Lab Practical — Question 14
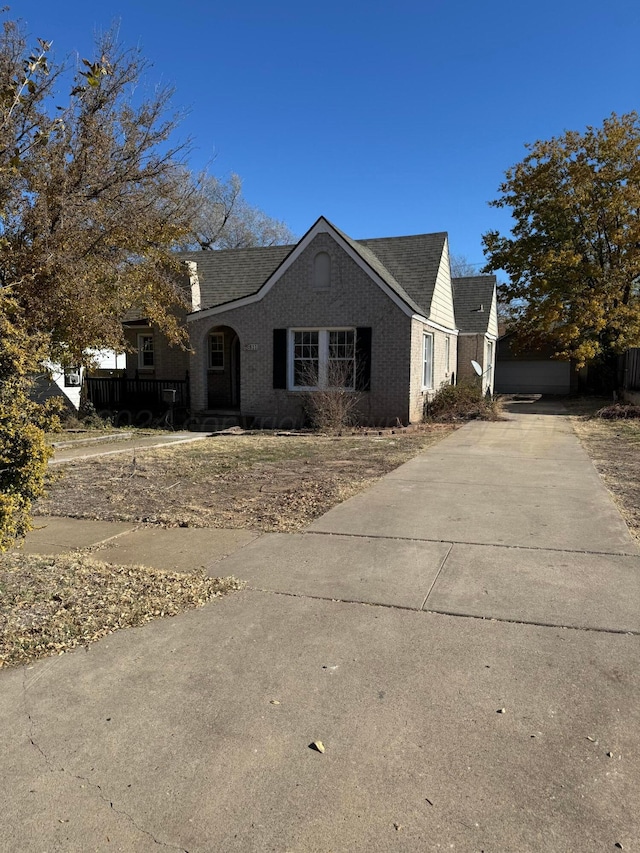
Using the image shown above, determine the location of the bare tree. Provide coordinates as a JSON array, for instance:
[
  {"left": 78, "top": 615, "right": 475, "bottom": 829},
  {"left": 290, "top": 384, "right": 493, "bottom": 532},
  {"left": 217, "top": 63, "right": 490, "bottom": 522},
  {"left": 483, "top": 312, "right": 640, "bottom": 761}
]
[
  {"left": 450, "top": 254, "right": 482, "bottom": 277},
  {"left": 189, "top": 173, "right": 296, "bottom": 250}
]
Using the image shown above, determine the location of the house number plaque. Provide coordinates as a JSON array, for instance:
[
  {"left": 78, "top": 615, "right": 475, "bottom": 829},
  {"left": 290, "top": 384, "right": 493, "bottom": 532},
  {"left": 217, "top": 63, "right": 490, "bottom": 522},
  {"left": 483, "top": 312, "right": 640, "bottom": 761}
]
[{"left": 243, "top": 343, "right": 258, "bottom": 351}]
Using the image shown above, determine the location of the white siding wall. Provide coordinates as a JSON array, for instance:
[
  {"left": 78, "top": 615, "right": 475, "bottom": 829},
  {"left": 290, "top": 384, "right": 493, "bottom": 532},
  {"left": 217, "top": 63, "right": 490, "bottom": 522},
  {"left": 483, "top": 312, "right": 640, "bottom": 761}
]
[
  {"left": 428, "top": 237, "right": 456, "bottom": 329},
  {"left": 487, "top": 287, "right": 499, "bottom": 338}
]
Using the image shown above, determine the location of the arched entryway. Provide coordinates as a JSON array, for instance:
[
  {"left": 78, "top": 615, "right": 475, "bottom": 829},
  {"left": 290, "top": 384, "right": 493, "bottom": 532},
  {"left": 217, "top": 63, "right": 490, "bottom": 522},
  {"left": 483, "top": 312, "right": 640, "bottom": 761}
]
[{"left": 206, "top": 325, "right": 240, "bottom": 410}]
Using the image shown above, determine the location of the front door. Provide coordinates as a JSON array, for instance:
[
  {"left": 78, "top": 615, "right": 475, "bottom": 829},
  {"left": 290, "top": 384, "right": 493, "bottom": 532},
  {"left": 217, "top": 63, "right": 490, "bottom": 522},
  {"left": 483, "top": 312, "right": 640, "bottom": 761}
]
[{"left": 207, "top": 331, "right": 240, "bottom": 409}]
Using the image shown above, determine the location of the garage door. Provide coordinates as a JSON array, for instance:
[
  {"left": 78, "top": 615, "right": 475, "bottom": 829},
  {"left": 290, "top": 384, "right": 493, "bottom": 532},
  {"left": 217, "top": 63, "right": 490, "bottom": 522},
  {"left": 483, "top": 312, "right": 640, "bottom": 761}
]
[{"left": 495, "top": 361, "right": 571, "bottom": 395}]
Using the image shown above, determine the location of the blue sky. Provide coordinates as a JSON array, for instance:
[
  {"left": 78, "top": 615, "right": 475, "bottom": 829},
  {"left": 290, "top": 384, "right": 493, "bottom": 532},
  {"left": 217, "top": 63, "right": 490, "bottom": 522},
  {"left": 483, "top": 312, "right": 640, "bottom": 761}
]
[{"left": 17, "top": 0, "right": 640, "bottom": 267}]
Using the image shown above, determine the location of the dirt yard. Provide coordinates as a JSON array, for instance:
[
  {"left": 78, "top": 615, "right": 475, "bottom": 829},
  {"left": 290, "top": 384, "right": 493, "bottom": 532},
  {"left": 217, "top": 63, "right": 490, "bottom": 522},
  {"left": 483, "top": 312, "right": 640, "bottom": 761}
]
[
  {"left": 36, "top": 427, "right": 455, "bottom": 532},
  {"left": 572, "top": 415, "right": 640, "bottom": 543}
]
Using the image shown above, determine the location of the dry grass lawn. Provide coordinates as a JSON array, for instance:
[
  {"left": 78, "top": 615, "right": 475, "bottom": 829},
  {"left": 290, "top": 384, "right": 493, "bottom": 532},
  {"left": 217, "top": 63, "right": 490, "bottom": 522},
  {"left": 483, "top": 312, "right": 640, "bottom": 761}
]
[
  {"left": 0, "top": 552, "right": 243, "bottom": 668},
  {"left": 572, "top": 414, "right": 640, "bottom": 543},
  {"left": 36, "top": 427, "right": 455, "bottom": 532}
]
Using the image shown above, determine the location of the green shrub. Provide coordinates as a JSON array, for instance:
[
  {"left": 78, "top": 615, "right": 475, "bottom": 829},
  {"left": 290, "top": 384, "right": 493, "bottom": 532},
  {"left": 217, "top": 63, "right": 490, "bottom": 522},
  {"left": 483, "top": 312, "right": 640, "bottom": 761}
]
[
  {"left": 0, "top": 298, "right": 60, "bottom": 550},
  {"left": 424, "top": 381, "right": 501, "bottom": 422}
]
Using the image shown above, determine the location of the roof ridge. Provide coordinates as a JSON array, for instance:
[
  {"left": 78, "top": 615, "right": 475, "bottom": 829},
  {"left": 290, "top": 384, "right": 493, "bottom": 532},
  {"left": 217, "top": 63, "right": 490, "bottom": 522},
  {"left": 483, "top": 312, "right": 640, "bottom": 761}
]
[
  {"left": 358, "top": 233, "right": 448, "bottom": 245},
  {"left": 452, "top": 274, "right": 495, "bottom": 281}
]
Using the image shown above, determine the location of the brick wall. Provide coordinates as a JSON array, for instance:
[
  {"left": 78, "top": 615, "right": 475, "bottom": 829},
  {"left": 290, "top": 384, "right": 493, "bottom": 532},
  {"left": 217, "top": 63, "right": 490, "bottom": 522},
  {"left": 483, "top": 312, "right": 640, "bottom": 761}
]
[
  {"left": 457, "top": 334, "right": 484, "bottom": 383},
  {"left": 409, "top": 321, "right": 458, "bottom": 421},
  {"left": 123, "top": 316, "right": 190, "bottom": 381},
  {"left": 457, "top": 334, "right": 496, "bottom": 394}
]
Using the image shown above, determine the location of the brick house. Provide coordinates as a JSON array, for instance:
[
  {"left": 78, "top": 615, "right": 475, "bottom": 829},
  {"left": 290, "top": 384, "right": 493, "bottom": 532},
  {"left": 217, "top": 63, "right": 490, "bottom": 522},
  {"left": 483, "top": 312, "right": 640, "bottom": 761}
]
[
  {"left": 120, "top": 216, "right": 497, "bottom": 428},
  {"left": 452, "top": 275, "right": 499, "bottom": 395}
]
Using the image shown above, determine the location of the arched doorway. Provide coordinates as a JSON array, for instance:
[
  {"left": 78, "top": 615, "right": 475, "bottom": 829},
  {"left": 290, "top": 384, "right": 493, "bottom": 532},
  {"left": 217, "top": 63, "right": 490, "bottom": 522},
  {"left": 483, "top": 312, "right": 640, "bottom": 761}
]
[{"left": 206, "top": 325, "right": 240, "bottom": 410}]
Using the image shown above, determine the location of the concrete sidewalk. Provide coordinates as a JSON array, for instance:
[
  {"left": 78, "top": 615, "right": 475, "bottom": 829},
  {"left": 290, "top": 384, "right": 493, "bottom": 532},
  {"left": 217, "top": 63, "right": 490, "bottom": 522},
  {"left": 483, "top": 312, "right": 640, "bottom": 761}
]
[
  {"left": 2, "top": 403, "right": 640, "bottom": 852},
  {"left": 50, "top": 431, "right": 211, "bottom": 465}
]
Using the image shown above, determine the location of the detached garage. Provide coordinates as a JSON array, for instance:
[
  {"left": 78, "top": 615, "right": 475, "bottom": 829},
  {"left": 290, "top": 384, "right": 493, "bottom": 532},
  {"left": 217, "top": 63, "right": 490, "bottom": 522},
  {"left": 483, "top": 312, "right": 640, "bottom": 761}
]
[{"left": 495, "top": 332, "right": 575, "bottom": 395}]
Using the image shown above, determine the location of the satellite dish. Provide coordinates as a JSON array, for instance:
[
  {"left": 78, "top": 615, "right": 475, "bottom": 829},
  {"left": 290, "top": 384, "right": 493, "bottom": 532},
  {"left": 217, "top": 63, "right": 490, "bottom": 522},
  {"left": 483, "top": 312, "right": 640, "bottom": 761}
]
[{"left": 471, "top": 359, "right": 482, "bottom": 376}]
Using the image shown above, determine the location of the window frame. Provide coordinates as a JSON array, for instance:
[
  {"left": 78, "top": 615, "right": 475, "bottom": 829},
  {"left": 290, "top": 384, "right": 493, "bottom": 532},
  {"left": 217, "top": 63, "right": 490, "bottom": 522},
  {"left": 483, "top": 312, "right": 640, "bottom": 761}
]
[
  {"left": 289, "top": 327, "right": 356, "bottom": 391},
  {"left": 444, "top": 336, "right": 451, "bottom": 375},
  {"left": 137, "top": 333, "right": 155, "bottom": 370},
  {"left": 422, "top": 332, "right": 434, "bottom": 390},
  {"left": 209, "top": 331, "right": 225, "bottom": 371}
]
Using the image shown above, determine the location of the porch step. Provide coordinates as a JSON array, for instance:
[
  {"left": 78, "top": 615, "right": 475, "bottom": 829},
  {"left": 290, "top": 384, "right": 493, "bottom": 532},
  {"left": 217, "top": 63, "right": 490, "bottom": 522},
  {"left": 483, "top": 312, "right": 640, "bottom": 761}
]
[{"left": 188, "top": 411, "right": 243, "bottom": 432}]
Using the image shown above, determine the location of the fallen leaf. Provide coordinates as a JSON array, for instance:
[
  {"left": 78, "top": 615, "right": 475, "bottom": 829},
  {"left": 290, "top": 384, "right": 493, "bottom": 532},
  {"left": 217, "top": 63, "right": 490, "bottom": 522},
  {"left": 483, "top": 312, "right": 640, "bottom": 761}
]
[
  {"left": 586, "top": 736, "right": 597, "bottom": 742},
  {"left": 607, "top": 751, "right": 614, "bottom": 758},
  {"left": 497, "top": 708, "right": 506, "bottom": 714},
  {"left": 310, "top": 740, "right": 325, "bottom": 753},
  {"left": 270, "top": 700, "right": 280, "bottom": 705}
]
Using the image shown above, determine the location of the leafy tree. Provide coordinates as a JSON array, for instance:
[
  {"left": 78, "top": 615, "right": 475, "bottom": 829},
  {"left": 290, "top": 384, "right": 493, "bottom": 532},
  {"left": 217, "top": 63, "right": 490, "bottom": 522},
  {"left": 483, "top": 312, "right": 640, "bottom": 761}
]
[
  {"left": 190, "top": 172, "right": 296, "bottom": 250},
  {"left": 482, "top": 112, "right": 640, "bottom": 370},
  {"left": 0, "top": 19, "right": 199, "bottom": 546},
  {"left": 0, "top": 21, "right": 198, "bottom": 362}
]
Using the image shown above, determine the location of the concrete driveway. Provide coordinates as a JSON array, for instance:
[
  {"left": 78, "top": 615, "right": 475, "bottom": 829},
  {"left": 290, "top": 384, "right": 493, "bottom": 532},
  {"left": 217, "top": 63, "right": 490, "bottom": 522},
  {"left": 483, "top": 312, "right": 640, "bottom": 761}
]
[{"left": 2, "top": 402, "right": 639, "bottom": 852}]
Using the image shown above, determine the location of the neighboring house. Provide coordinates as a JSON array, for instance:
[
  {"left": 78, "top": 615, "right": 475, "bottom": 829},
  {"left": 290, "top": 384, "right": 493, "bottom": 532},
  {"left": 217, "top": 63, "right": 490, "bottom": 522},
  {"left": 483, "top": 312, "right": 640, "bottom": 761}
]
[
  {"left": 494, "top": 331, "right": 577, "bottom": 395},
  {"left": 118, "top": 216, "right": 496, "bottom": 427},
  {"left": 32, "top": 351, "right": 125, "bottom": 412},
  {"left": 452, "top": 275, "right": 499, "bottom": 395}
]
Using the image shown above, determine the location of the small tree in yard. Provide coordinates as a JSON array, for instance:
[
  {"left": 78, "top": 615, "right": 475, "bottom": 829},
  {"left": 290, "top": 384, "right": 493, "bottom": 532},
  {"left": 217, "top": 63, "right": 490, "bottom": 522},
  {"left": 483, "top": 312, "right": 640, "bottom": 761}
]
[{"left": 483, "top": 112, "right": 640, "bottom": 384}]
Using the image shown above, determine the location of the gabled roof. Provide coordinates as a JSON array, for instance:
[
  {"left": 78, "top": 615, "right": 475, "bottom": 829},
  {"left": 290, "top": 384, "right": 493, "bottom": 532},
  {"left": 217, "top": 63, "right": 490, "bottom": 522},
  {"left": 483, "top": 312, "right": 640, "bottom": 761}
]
[
  {"left": 179, "top": 216, "right": 450, "bottom": 319},
  {"left": 452, "top": 275, "right": 497, "bottom": 334}
]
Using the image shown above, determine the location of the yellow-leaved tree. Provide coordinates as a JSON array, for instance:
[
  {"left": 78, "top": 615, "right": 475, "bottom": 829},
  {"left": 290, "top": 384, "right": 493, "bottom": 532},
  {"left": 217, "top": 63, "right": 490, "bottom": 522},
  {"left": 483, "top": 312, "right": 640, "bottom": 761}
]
[
  {"left": 483, "top": 112, "right": 640, "bottom": 383},
  {"left": 0, "top": 19, "right": 199, "bottom": 548}
]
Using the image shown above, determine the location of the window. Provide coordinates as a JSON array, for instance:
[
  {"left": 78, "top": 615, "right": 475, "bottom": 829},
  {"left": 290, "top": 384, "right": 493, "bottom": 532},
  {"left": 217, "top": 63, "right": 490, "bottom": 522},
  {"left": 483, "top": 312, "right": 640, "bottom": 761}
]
[
  {"left": 291, "top": 329, "right": 355, "bottom": 390},
  {"left": 137, "top": 334, "right": 154, "bottom": 369},
  {"left": 63, "top": 366, "right": 82, "bottom": 387},
  {"left": 328, "top": 329, "right": 355, "bottom": 388},
  {"left": 422, "top": 333, "right": 433, "bottom": 389},
  {"left": 209, "top": 332, "right": 225, "bottom": 370},
  {"left": 444, "top": 336, "right": 450, "bottom": 374},
  {"left": 293, "top": 330, "right": 319, "bottom": 386}
]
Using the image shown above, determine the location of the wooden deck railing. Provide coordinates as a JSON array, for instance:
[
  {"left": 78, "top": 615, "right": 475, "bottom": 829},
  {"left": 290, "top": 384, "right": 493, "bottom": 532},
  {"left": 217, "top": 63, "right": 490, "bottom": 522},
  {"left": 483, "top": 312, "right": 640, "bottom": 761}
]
[{"left": 85, "top": 374, "right": 190, "bottom": 413}]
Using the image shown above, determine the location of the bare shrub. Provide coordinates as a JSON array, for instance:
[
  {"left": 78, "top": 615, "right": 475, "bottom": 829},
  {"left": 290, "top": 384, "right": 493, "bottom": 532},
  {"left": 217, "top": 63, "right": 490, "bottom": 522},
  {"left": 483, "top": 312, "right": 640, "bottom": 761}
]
[
  {"left": 595, "top": 403, "right": 640, "bottom": 420},
  {"left": 424, "top": 381, "right": 502, "bottom": 422},
  {"left": 300, "top": 361, "right": 362, "bottom": 434}
]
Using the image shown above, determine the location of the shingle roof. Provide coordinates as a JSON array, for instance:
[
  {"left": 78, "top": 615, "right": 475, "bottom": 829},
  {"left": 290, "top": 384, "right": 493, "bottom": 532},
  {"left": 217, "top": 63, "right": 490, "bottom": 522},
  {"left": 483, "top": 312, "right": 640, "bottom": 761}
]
[
  {"left": 179, "top": 219, "right": 449, "bottom": 317},
  {"left": 358, "top": 233, "right": 448, "bottom": 316},
  {"left": 178, "top": 244, "right": 295, "bottom": 310},
  {"left": 452, "top": 276, "right": 496, "bottom": 334}
]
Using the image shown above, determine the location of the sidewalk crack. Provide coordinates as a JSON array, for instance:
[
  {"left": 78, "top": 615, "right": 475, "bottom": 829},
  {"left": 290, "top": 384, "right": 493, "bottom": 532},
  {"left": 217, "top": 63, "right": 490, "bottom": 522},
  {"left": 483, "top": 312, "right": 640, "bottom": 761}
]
[
  {"left": 421, "top": 542, "right": 453, "bottom": 610},
  {"left": 22, "top": 669, "right": 190, "bottom": 852}
]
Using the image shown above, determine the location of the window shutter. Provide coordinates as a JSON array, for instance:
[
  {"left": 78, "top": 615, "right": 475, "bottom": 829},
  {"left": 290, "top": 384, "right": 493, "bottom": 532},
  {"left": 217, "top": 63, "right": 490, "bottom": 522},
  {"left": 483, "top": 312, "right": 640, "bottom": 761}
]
[
  {"left": 355, "top": 327, "right": 372, "bottom": 391},
  {"left": 273, "top": 328, "right": 288, "bottom": 389}
]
